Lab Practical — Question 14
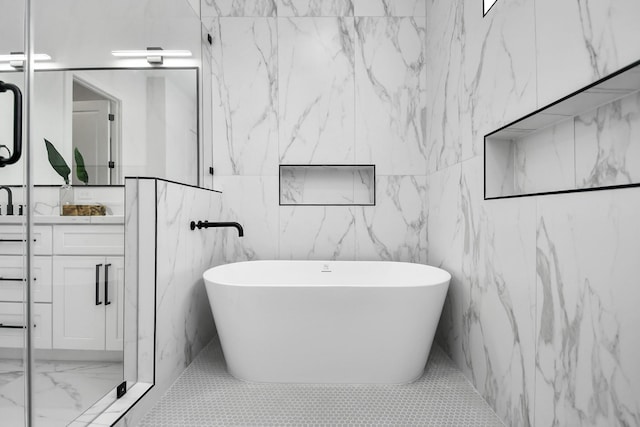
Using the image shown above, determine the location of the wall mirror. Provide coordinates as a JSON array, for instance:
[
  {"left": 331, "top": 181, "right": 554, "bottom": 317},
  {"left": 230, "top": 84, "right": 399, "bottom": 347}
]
[{"left": 0, "top": 67, "right": 199, "bottom": 187}]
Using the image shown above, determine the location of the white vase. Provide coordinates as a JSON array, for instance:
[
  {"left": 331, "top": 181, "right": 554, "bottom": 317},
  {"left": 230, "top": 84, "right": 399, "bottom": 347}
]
[{"left": 59, "top": 184, "right": 74, "bottom": 215}]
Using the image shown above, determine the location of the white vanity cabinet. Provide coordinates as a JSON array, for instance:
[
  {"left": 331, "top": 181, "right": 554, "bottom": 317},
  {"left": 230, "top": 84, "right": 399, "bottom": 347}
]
[
  {"left": 0, "top": 219, "right": 124, "bottom": 352},
  {"left": 51, "top": 224, "right": 124, "bottom": 351}
]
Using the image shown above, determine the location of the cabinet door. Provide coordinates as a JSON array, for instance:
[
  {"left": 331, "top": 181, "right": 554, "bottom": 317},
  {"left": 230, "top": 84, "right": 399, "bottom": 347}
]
[
  {"left": 105, "top": 256, "right": 124, "bottom": 351},
  {"left": 52, "top": 256, "right": 105, "bottom": 350}
]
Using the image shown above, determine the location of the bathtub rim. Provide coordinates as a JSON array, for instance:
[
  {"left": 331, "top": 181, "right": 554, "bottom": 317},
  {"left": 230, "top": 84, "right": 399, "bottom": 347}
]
[{"left": 203, "top": 260, "right": 452, "bottom": 288}]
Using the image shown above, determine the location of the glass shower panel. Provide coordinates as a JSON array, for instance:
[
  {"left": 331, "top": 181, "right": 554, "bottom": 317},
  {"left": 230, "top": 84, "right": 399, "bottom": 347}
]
[
  {"left": 32, "top": 2, "right": 126, "bottom": 425},
  {"left": 0, "top": 0, "right": 28, "bottom": 426}
]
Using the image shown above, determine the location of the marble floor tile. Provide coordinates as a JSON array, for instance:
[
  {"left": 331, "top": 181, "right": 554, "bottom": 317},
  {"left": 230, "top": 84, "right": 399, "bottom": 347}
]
[{"left": 0, "top": 358, "right": 122, "bottom": 427}]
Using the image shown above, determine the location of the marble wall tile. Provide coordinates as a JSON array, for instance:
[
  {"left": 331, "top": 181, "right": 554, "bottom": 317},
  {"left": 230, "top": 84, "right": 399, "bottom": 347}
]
[
  {"left": 154, "top": 181, "right": 219, "bottom": 381},
  {"left": 427, "top": 163, "right": 465, "bottom": 366},
  {"left": 211, "top": 17, "right": 279, "bottom": 176},
  {"left": 355, "top": 175, "right": 426, "bottom": 262},
  {"left": 201, "top": 0, "right": 277, "bottom": 17},
  {"left": 354, "top": 0, "right": 425, "bottom": 17},
  {"left": 536, "top": 0, "right": 640, "bottom": 107},
  {"left": 425, "top": 1, "right": 468, "bottom": 173},
  {"left": 575, "top": 90, "right": 640, "bottom": 188},
  {"left": 426, "top": 0, "right": 536, "bottom": 173},
  {"left": 278, "top": 17, "right": 355, "bottom": 164},
  {"left": 276, "top": 0, "right": 353, "bottom": 16},
  {"left": 536, "top": 188, "right": 640, "bottom": 427},
  {"left": 463, "top": 0, "right": 536, "bottom": 159},
  {"left": 279, "top": 206, "right": 356, "bottom": 260},
  {"left": 354, "top": 17, "right": 426, "bottom": 175},
  {"left": 460, "top": 157, "right": 536, "bottom": 427},
  {"left": 513, "top": 118, "right": 576, "bottom": 195},
  {"left": 426, "top": 1, "right": 640, "bottom": 427},
  {"left": 212, "top": 176, "right": 280, "bottom": 262}
]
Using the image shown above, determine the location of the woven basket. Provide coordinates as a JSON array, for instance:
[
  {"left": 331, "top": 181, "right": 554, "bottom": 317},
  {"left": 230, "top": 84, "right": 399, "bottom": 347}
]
[{"left": 61, "top": 204, "right": 107, "bottom": 216}]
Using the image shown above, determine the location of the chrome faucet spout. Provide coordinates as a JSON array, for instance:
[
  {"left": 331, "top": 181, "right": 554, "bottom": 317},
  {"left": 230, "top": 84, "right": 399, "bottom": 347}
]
[{"left": 0, "top": 186, "right": 14, "bottom": 215}]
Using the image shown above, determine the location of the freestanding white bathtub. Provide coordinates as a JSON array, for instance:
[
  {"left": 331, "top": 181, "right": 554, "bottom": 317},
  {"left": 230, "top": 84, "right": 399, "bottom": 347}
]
[{"left": 203, "top": 260, "right": 451, "bottom": 384}]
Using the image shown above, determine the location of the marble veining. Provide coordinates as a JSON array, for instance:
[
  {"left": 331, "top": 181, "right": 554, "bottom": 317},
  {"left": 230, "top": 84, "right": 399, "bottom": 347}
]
[
  {"left": 536, "top": 0, "right": 640, "bottom": 106},
  {"left": 207, "top": 4, "right": 428, "bottom": 281},
  {"left": 0, "top": 359, "right": 121, "bottom": 427},
  {"left": 356, "top": 175, "right": 426, "bottom": 262},
  {"left": 513, "top": 119, "right": 576, "bottom": 196},
  {"left": 201, "top": 0, "right": 277, "bottom": 17},
  {"left": 278, "top": 17, "right": 355, "bottom": 165},
  {"left": 353, "top": 0, "right": 425, "bottom": 17},
  {"left": 212, "top": 176, "right": 279, "bottom": 262},
  {"left": 426, "top": 0, "right": 535, "bottom": 173},
  {"left": 535, "top": 190, "right": 640, "bottom": 427},
  {"left": 155, "top": 181, "right": 218, "bottom": 378},
  {"left": 354, "top": 17, "right": 426, "bottom": 175},
  {"left": 279, "top": 206, "right": 356, "bottom": 260},
  {"left": 575, "top": 90, "right": 640, "bottom": 188},
  {"left": 276, "top": 0, "right": 353, "bottom": 17},
  {"left": 211, "top": 17, "right": 278, "bottom": 176},
  {"left": 459, "top": 158, "right": 536, "bottom": 427}
]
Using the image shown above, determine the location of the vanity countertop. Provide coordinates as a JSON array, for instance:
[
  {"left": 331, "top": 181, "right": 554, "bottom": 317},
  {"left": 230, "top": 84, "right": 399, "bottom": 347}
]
[{"left": 0, "top": 215, "right": 125, "bottom": 225}]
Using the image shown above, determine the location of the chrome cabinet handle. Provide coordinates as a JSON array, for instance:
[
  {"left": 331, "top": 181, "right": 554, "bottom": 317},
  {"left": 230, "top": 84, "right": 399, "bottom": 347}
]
[
  {"left": 104, "top": 263, "right": 112, "bottom": 306},
  {"left": 95, "top": 264, "right": 103, "bottom": 305}
]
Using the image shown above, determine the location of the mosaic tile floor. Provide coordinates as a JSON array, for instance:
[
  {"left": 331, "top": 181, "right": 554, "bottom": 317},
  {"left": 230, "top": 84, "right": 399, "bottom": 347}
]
[{"left": 140, "top": 339, "right": 504, "bottom": 426}]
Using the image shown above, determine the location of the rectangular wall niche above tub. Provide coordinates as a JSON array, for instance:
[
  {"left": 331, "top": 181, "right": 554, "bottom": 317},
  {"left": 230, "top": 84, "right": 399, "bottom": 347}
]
[
  {"left": 279, "top": 164, "right": 375, "bottom": 206},
  {"left": 485, "top": 59, "right": 640, "bottom": 199}
]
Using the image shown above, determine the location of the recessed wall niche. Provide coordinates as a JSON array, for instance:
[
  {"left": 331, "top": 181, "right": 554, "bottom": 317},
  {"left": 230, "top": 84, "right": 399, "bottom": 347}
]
[
  {"left": 485, "top": 59, "right": 640, "bottom": 199},
  {"left": 279, "top": 165, "right": 375, "bottom": 206}
]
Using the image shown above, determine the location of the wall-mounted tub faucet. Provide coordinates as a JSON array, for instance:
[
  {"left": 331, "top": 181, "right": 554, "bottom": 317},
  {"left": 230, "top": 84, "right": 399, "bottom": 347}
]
[
  {"left": 0, "top": 186, "right": 14, "bottom": 215},
  {"left": 190, "top": 220, "right": 244, "bottom": 237}
]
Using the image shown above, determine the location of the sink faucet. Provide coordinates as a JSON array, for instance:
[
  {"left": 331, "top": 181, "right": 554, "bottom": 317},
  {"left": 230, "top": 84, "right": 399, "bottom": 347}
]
[
  {"left": 0, "top": 186, "right": 13, "bottom": 215},
  {"left": 190, "top": 221, "right": 244, "bottom": 237}
]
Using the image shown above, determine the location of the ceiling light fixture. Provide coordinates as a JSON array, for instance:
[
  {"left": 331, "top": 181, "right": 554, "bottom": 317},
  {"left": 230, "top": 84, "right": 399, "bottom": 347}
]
[
  {"left": 0, "top": 52, "right": 52, "bottom": 68},
  {"left": 111, "top": 47, "right": 192, "bottom": 65}
]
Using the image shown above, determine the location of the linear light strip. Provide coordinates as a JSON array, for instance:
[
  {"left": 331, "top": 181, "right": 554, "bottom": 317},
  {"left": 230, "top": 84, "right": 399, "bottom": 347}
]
[
  {"left": 111, "top": 50, "right": 192, "bottom": 58},
  {"left": 0, "top": 53, "right": 51, "bottom": 62}
]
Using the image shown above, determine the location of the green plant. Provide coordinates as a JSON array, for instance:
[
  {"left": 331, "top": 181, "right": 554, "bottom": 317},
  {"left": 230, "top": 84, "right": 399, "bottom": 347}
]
[
  {"left": 44, "top": 139, "right": 70, "bottom": 185},
  {"left": 74, "top": 147, "right": 89, "bottom": 185},
  {"left": 44, "top": 139, "right": 90, "bottom": 185}
]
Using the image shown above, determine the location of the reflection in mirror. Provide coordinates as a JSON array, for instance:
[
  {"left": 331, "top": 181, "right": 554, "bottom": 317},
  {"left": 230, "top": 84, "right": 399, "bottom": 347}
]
[
  {"left": 72, "top": 77, "right": 120, "bottom": 185},
  {"left": 0, "top": 68, "right": 198, "bottom": 186}
]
